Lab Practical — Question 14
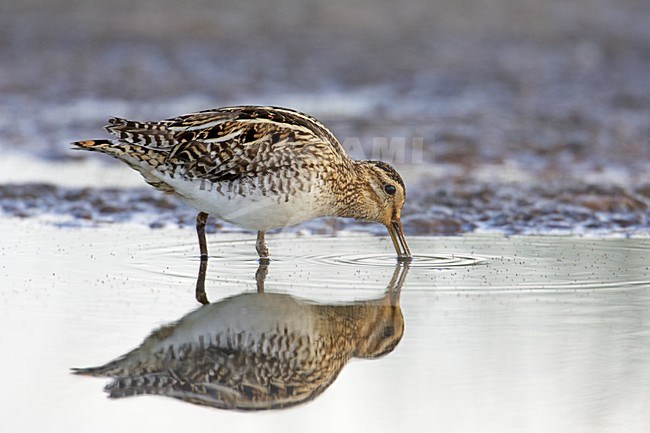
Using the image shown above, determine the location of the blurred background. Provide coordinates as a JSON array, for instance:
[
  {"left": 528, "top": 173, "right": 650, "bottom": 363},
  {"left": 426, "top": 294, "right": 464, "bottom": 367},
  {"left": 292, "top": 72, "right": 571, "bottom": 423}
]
[
  {"left": 0, "top": 0, "right": 648, "bottom": 234},
  {"left": 1, "top": 4, "right": 649, "bottom": 431}
]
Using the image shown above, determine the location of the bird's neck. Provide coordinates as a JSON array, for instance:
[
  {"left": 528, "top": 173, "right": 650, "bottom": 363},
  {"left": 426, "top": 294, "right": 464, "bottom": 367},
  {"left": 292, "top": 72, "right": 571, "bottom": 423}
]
[{"left": 328, "top": 161, "right": 378, "bottom": 221}]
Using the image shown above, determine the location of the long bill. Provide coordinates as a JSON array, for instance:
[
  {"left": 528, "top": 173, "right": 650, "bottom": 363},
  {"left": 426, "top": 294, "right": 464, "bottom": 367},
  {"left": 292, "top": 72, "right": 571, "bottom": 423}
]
[{"left": 387, "top": 220, "right": 412, "bottom": 261}]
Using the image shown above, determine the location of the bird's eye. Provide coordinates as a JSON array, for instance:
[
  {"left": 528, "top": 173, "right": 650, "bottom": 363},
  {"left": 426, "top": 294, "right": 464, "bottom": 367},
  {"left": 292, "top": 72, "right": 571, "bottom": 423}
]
[{"left": 384, "top": 184, "right": 397, "bottom": 195}]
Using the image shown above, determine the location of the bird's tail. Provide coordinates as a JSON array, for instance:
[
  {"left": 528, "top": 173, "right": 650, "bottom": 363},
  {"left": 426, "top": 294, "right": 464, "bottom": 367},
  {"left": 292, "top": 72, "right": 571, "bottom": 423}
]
[
  {"left": 70, "top": 139, "right": 140, "bottom": 162},
  {"left": 71, "top": 137, "right": 168, "bottom": 169},
  {"left": 71, "top": 139, "right": 117, "bottom": 152}
]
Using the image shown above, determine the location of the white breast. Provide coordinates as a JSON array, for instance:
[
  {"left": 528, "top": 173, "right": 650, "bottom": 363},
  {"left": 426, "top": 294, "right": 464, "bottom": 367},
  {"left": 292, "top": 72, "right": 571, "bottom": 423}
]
[
  {"left": 147, "top": 293, "right": 318, "bottom": 355},
  {"left": 156, "top": 171, "right": 329, "bottom": 231}
]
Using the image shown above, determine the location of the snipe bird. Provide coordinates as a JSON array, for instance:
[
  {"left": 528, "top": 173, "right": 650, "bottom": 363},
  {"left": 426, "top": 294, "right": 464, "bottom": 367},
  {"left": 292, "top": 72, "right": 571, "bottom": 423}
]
[
  {"left": 72, "top": 263, "right": 407, "bottom": 410},
  {"left": 73, "top": 106, "right": 411, "bottom": 260}
]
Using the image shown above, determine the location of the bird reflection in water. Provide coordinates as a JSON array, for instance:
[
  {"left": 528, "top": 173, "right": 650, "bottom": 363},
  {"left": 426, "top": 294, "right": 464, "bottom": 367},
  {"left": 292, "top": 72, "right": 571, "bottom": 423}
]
[{"left": 73, "top": 261, "right": 409, "bottom": 410}]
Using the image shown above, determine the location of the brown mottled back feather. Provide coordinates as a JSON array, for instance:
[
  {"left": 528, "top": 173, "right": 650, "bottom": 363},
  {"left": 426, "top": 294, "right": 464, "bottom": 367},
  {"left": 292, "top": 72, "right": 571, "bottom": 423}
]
[{"left": 84, "top": 106, "right": 350, "bottom": 185}]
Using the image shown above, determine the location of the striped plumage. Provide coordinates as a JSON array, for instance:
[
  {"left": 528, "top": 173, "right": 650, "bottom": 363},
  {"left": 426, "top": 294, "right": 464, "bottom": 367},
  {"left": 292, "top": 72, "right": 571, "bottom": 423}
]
[
  {"left": 73, "top": 264, "right": 407, "bottom": 410},
  {"left": 73, "top": 106, "right": 411, "bottom": 260}
]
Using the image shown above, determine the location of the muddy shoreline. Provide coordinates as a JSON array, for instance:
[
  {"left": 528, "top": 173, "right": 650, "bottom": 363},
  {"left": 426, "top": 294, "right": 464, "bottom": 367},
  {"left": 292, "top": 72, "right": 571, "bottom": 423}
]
[{"left": 2, "top": 180, "right": 647, "bottom": 235}]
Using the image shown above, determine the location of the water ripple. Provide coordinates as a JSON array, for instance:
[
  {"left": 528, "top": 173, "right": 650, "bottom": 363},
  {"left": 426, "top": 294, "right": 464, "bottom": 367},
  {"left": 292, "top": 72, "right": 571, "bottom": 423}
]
[
  {"left": 133, "top": 233, "right": 650, "bottom": 293},
  {"left": 303, "top": 252, "right": 488, "bottom": 269}
]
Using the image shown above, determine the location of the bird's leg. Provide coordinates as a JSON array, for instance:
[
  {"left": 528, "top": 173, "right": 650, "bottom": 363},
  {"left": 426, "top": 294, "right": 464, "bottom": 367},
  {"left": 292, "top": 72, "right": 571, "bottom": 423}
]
[
  {"left": 255, "top": 232, "right": 270, "bottom": 292},
  {"left": 195, "top": 255, "right": 209, "bottom": 305},
  {"left": 255, "top": 262, "right": 269, "bottom": 293},
  {"left": 196, "top": 212, "right": 209, "bottom": 259},
  {"left": 256, "top": 230, "right": 270, "bottom": 263},
  {"left": 194, "top": 212, "right": 210, "bottom": 305}
]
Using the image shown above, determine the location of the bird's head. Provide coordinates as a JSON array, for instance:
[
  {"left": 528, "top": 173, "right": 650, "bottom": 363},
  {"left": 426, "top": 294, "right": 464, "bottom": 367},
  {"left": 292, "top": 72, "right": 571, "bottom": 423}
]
[{"left": 348, "top": 160, "right": 411, "bottom": 261}]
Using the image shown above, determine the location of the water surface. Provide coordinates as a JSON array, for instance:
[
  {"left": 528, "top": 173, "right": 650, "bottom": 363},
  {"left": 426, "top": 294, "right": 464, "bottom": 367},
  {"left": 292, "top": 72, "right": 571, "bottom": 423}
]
[{"left": 1, "top": 219, "right": 648, "bottom": 432}]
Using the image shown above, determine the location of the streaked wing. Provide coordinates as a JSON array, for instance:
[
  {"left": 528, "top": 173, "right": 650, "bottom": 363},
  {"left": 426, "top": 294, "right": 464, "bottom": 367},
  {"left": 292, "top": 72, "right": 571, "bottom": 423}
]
[
  {"left": 102, "top": 345, "right": 339, "bottom": 410},
  {"left": 105, "top": 106, "right": 347, "bottom": 183}
]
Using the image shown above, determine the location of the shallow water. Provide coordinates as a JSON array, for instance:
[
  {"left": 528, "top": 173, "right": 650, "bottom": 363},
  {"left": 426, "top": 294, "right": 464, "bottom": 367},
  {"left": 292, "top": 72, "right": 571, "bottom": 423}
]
[{"left": 1, "top": 218, "right": 649, "bottom": 432}]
